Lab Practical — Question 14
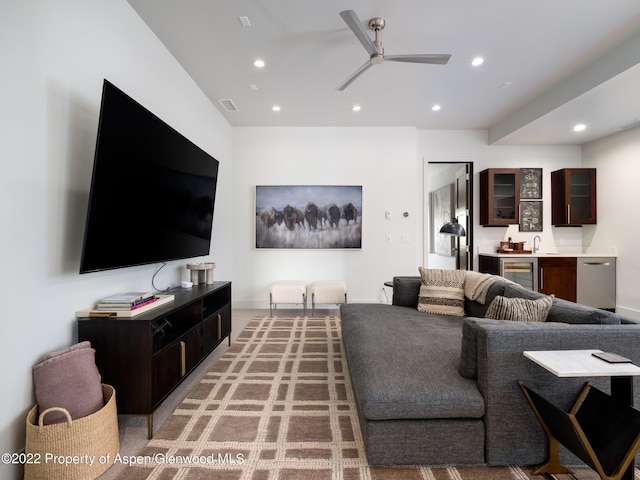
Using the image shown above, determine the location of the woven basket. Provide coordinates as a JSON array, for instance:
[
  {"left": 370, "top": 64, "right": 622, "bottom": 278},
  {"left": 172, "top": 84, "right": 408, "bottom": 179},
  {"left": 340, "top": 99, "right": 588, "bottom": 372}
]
[{"left": 24, "top": 384, "right": 119, "bottom": 480}]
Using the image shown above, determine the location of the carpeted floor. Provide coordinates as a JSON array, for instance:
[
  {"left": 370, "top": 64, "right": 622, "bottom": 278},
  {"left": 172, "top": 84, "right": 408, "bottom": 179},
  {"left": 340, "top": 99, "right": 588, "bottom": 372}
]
[{"left": 112, "top": 315, "right": 611, "bottom": 479}]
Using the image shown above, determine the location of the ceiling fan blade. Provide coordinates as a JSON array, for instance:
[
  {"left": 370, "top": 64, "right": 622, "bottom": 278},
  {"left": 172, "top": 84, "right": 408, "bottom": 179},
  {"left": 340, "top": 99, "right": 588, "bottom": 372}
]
[
  {"left": 340, "top": 10, "right": 378, "bottom": 56},
  {"left": 385, "top": 54, "right": 451, "bottom": 65},
  {"left": 336, "top": 60, "right": 373, "bottom": 91}
]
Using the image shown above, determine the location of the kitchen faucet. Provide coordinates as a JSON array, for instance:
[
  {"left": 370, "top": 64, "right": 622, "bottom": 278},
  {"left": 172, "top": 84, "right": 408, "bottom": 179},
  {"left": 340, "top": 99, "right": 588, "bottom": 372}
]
[{"left": 533, "top": 235, "right": 541, "bottom": 253}]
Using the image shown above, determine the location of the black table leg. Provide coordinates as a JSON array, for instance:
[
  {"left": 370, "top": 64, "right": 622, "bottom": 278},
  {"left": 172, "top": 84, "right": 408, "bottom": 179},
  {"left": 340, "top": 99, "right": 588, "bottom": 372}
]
[{"left": 611, "top": 376, "right": 634, "bottom": 480}]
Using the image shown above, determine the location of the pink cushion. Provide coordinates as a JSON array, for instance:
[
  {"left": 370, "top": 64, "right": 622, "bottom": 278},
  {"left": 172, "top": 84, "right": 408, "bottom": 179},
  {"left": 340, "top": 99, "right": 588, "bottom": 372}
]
[{"left": 33, "top": 342, "right": 104, "bottom": 425}]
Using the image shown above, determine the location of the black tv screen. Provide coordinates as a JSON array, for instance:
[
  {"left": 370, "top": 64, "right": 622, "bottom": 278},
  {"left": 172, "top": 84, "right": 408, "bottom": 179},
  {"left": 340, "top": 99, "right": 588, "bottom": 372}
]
[{"left": 79, "top": 80, "right": 219, "bottom": 274}]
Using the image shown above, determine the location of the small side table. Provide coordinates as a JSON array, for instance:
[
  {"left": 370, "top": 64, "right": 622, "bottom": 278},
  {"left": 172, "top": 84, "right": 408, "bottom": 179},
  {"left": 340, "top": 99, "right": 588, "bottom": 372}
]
[{"left": 522, "top": 349, "right": 640, "bottom": 480}]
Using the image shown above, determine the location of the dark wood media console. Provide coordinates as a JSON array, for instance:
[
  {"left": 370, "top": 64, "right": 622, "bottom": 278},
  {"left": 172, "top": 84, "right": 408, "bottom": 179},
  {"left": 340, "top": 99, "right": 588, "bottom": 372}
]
[{"left": 77, "top": 281, "right": 231, "bottom": 438}]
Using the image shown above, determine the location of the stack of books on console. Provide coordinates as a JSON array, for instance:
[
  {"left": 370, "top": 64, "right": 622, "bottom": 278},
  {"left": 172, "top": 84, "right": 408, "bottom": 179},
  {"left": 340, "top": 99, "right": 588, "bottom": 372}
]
[
  {"left": 96, "top": 292, "right": 157, "bottom": 311},
  {"left": 75, "top": 292, "right": 175, "bottom": 318}
]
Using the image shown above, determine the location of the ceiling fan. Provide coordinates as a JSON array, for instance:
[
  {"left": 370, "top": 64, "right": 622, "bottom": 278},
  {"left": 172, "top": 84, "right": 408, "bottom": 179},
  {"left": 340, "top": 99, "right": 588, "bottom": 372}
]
[{"left": 337, "top": 10, "right": 451, "bottom": 91}]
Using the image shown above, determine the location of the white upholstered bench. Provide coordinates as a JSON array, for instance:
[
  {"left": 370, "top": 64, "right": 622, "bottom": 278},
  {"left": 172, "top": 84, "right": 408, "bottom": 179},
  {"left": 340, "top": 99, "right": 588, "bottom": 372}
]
[
  {"left": 310, "top": 280, "right": 347, "bottom": 315},
  {"left": 269, "top": 281, "right": 307, "bottom": 316}
]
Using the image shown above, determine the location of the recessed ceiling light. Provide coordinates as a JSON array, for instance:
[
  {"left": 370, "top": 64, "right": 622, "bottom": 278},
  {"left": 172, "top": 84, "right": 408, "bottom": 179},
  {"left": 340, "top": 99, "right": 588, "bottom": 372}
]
[
  {"left": 249, "top": 84, "right": 258, "bottom": 91},
  {"left": 471, "top": 57, "right": 484, "bottom": 67},
  {"left": 272, "top": 105, "right": 281, "bottom": 112},
  {"left": 432, "top": 104, "right": 441, "bottom": 112},
  {"left": 573, "top": 123, "right": 587, "bottom": 132},
  {"left": 254, "top": 59, "right": 265, "bottom": 68},
  {"left": 239, "top": 16, "right": 251, "bottom": 27},
  {"left": 352, "top": 105, "right": 361, "bottom": 112}
]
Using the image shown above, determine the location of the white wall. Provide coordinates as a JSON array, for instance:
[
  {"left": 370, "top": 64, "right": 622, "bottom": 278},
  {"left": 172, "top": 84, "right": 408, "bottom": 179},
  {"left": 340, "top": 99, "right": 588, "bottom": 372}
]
[
  {"left": 582, "top": 126, "right": 640, "bottom": 318},
  {"left": 232, "top": 127, "right": 421, "bottom": 307},
  {"left": 0, "top": 2, "right": 232, "bottom": 477},
  {"left": 231, "top": 127, "right": 588, "bottom": 307}
]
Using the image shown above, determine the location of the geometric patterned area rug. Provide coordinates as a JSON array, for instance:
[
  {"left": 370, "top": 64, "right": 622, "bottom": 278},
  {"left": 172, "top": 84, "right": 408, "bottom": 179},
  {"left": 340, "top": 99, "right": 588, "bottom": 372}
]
[{"left": 115, "top": 316, "right": 605, "bottom": 480}]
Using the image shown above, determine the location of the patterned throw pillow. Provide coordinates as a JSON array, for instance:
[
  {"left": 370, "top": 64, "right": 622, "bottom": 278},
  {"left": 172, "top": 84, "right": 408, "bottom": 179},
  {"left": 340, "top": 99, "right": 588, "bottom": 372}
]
[
  {"left": 484, "top": 294, "right": 553, "bottom": 322},
  {"left": 417, "top": 267, "right": 466, "bottom": 316}
]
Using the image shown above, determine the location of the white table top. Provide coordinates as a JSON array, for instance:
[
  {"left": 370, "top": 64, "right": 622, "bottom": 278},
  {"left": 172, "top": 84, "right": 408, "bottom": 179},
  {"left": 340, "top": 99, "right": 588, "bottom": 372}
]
[{"left": 524, "top": 350, "right": 640, "bottom": 377}]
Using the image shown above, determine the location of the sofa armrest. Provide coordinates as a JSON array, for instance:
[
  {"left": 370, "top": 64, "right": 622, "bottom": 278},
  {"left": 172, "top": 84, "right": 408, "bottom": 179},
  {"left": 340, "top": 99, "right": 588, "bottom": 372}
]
[{"left": 474, "top": 320, "right": 640, "bottom": 466}]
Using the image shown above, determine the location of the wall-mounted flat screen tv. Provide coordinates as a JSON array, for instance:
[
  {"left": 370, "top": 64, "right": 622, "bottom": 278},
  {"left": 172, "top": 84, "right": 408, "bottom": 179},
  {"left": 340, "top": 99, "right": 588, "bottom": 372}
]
[{"left": 79, "top": 80, "right": 219, "bottom": 274}]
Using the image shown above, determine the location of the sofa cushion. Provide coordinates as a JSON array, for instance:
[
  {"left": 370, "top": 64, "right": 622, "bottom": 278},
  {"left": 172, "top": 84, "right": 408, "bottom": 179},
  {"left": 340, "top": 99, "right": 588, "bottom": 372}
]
[
  {"left": 33, "top": 342, "right": 103, "bottom": 424},
  {"left": 546, "top": 297, "right": 621, "bottom": 325},
  {"left": 485, "top": 294, "right": 553, "bottom": 323},
  {"left": 418, "top": 267, "right": 465, "bottom": 316},
  {"left": 465, "top": 281, "right": 508, "bottom": 318},
  {"left": 503, "top": 283, "right": 620, "bottom": 325},
  {"left": 503, "top": 283, "right": 546, "bottom": 301},
  {"left": 341, "top": 303, "right": 485, "bottom": 420}
]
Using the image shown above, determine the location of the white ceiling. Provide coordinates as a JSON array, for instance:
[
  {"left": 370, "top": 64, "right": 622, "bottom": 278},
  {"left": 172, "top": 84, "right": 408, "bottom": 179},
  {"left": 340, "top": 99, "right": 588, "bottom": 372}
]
[{"left": 127, "top": 0, "right": 640, "bottom": 145}]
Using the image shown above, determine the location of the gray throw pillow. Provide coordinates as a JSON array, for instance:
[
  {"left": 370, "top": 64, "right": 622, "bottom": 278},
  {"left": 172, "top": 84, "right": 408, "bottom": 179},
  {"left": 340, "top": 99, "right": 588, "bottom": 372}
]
[{"left": 391, "top": 276, "right": 422, "bottom": 308}]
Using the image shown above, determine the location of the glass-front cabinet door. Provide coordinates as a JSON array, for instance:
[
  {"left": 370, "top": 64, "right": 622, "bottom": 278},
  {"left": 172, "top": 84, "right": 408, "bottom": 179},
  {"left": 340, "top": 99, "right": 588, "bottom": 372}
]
[
  {"left": 568, "top": 170, "right": 595, "bottom": 224},
  {"left": 551, "top": 168, "right": 596, "bottom": 225},
  {"left": 480, "top": 168, "right": 520, "bottom": 226}
]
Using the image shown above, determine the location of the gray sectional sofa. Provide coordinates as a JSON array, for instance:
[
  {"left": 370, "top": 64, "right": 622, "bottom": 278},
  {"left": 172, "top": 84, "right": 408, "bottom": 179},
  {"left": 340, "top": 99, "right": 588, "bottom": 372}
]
[{"left": 340, "top": 273, "right": 640, "bottom": 466}]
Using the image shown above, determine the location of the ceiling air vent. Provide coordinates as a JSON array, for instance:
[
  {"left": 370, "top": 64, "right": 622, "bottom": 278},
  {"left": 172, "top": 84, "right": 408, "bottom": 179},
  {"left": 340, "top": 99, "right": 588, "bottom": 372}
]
[{"left": 218, "top": 99, "right": 239, "bottom": 112}]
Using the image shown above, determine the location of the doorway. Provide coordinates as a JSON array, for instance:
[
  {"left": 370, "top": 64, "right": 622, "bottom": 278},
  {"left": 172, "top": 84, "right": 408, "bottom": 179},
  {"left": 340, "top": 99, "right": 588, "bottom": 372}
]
[{"left": 424, "top": 162, "right": 473, "bottom": 270}]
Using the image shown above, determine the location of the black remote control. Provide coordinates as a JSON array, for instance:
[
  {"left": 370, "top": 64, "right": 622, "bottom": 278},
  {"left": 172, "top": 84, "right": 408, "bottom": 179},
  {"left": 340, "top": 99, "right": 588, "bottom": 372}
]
[{"left": 592, "top": 352, "right": 632, "bottom": 364}]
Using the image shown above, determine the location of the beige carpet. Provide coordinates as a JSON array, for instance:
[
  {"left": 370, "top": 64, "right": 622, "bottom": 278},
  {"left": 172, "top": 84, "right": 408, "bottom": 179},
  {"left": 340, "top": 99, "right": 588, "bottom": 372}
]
[{"left": 115, "top": 315, "right": 607, "bottom": 480}]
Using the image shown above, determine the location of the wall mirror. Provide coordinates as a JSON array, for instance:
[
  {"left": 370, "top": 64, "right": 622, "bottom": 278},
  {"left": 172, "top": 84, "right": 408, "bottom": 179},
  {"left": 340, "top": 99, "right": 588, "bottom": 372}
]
[{"left": 424, "top": 161, "right": 473, "bottom": 270}]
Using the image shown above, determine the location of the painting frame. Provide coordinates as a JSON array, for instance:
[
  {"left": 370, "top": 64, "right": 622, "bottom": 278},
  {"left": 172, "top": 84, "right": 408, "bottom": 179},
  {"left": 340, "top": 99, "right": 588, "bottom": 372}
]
[
  {"left": 255, "top": 185, "right": 362, "bottom": 249},
  {"left": 519, "top": 201, "right": 543, "bottom": 232},
  {"left": 520, "top": 168, "right": 543, "bottom": 199}
]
